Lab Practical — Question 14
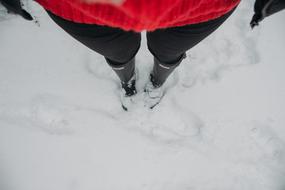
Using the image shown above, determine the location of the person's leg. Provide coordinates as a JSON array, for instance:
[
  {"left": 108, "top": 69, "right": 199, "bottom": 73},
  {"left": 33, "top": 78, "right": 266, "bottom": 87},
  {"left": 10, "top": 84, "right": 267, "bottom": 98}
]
[
  {"left": 146, "top": 7, "right": 237, "bottom": 87},
  {"left": 46, "top": 11, "right": 141, "bottom": 85}
]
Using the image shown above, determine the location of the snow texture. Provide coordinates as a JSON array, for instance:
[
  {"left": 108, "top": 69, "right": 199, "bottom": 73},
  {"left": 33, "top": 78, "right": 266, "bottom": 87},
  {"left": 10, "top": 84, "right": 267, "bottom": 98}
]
[{"left": 0, "top": 1, "right": 285, "bottom": 190}]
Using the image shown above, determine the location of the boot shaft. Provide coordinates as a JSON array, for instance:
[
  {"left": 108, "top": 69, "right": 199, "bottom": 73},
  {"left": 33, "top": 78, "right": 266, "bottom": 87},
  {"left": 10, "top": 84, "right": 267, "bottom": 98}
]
[
  {"left": 151, "top": 53, "right": 186, "bottom": 87},
  {"left": 105, "top": 57, "right": 135, "bottom": 84}
]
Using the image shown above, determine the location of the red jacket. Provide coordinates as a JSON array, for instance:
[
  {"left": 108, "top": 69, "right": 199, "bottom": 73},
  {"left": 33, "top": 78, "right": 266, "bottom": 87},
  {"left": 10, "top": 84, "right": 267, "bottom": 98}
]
[{"left": 36, "top": 0, "right": 240, "bottom": 32}]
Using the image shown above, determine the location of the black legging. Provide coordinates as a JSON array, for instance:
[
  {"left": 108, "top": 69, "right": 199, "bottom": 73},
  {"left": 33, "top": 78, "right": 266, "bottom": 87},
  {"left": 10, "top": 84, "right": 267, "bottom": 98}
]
[{"left": 47, "top": 8, "right": 236, "bottom": 65}]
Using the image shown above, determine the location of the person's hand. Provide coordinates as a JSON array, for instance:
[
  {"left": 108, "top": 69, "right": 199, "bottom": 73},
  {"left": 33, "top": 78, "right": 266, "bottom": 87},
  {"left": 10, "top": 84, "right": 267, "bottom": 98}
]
[
  {"left": 250, "top": 0, "right": 285, "bottom": 28},
  {"left": 81, "top": 0, "right": 125, "bottom": 5},
  {"left": 0, "top": 0, "right": 33, "bottom": 20}
]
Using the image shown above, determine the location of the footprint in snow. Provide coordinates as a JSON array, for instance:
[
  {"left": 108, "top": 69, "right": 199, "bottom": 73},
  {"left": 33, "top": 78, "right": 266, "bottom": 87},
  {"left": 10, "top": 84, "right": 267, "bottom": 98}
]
[
  {"left": 118, "top": 97, "right": 204, "bottom": 143},
  {"left": 29, "top": 94, "right": 76, "bottom": 135},
  {"left": 0, "top": 94, "right": 74, "bottom": 135},
  {"left": 250, "top": 122, "right": 285, "bottom": 162}
]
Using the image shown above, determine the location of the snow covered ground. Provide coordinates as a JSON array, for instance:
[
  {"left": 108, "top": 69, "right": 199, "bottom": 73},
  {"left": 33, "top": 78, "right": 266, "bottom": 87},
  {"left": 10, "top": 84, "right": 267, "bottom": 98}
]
[{"left": 0, "top": 1, "right": 285, "bottom": 190}]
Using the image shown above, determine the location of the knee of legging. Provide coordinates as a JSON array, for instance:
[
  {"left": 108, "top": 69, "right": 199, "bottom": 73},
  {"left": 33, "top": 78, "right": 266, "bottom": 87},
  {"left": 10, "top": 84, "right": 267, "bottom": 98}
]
[
  {"left": 146, "top": 36, "right": 181, "bottom": 64},
  {"left": 106, "top": 34, "right": 141, "bottom": 64},
  {"left": 147, "top": 44, "right": 184, "bottom": 64},
  {"left": 108, "top": 46, "right": 139, "bottom": 63}
]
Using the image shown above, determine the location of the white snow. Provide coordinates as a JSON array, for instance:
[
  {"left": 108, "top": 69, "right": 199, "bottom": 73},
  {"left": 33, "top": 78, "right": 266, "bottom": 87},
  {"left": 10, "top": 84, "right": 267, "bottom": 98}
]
[{"left": 0, "top": 1, "right": 285, "bottom": 190}]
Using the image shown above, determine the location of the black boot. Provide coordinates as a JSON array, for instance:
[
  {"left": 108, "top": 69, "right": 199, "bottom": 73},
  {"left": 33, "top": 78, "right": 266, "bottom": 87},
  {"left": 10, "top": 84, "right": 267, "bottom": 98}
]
[
  {"left": 151, "top": 53, "right": 186, "bottom": 87},
  {"left": 105, "top": 57, "right": 137, "bottom": 96},
  {"left": 105, "top": 57, "right": 137, "bottom": 111},
  {"left": 143, "top": 53, "right": 186, "bottom": 109}
]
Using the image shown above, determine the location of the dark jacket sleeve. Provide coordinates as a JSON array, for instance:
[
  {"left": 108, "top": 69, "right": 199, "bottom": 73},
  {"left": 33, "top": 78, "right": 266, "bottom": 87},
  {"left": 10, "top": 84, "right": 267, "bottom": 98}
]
[
  {"left": 0, "top": 0, "right": 33, "bottom": 20},
  {"left": 251, "top": 0, "right": 285, "bottom": 28}
]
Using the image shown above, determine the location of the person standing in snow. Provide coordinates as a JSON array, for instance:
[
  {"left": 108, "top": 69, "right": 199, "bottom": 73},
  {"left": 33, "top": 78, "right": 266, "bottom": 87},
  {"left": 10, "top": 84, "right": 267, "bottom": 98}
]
[{"left": 1, "top": 0, "right": 285, "bottom": 110}]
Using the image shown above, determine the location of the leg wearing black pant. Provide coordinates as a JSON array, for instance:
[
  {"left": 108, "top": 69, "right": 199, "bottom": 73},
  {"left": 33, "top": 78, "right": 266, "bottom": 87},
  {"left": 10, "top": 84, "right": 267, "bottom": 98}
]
[
  {"left": 46, "top": 11, "right": 141, "bottom": 84},
  {"left": 146, "top": 8, "right": 236, "bottom": 87}
]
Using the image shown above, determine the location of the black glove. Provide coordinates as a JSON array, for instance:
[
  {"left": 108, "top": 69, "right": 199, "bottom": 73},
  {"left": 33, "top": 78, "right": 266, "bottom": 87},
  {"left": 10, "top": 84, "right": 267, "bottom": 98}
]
[
  {"left": 0, "top": 0, "right": 33, "bottom": 20},
  {"left": 250, "top": 0, "right": 285, "bottom": 28}
]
